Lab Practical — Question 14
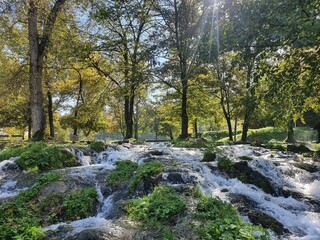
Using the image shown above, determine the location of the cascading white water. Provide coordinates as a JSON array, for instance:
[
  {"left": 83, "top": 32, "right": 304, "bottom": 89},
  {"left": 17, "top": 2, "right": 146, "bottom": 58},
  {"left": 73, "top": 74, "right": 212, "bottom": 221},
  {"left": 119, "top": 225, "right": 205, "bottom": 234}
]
[{"left": 1, "top": 143, "right": 319, "bottom": 239}]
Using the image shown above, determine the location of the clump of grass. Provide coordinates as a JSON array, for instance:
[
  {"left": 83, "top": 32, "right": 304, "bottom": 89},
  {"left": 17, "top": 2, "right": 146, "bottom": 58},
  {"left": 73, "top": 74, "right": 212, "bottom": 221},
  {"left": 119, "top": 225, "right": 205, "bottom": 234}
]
[
  {"left": 239, "top": 156, "right": 253, "bottom": 161},
  {"left": 129, "top": 161, "right": 164, "bottom": 193},
  {"left": 125, "top": 185, "right": 185, "bottom": 224},
  {"left": 194, "top": 194, "right": 269, "bottom": 239},
  {"left": 89, "top": 141, "right": 105, "bottom": 152},
  {"left": 107, "top": 160, "right": 138, "bottom": 187},
  {"left": 202, "top": 149, "right": 217, "bottom": 162},
  {"left": 0, "top": 142, "right": 45, "bottom": 162},
  {"left": 61, "top": 188, "right": 98, "bottom": 221},
  {"left": 0, "top": 173, "right": 61, "bottom": 239},
  {"left": 16, "top": 144, "right": 78, "bottom": 172},
  {"left": 217, "top": 156, "right": 234, "bottom": 171}
]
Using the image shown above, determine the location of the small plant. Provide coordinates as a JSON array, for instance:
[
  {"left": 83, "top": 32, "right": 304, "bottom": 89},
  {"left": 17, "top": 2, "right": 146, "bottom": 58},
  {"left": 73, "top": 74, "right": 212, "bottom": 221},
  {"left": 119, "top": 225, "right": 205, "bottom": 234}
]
[
  {"left": 0, "top": 172, "right": 61, "bottom": 239},
  {"left": 89, "top": 141, "right": 105, "bottom": 152},
  {"left": 62, "top": 188, "right": 98, "bottom": 221},
  {"left": 217, "top": 156, "right": 234, "bottom": 171},
  {"left": 202, "top": 149, "right": 217, "bottom": 162},
  {"left": 16, "top": 145, "right": 78, "bottom": 171},
  {"left": 125, "top": 185, "right": 185, "bottom": 224},
  {"left": 129, "top": 161, "right": 164, "bottom": 193},
  {"left": 194, "top": 195, "right": 269, "bottom": 239},
  {"left": 239, "top": 156, "right": 253, "bottom": 161},
  {"left": 107, "top": 160, "right": 138, "bottom": 187}
]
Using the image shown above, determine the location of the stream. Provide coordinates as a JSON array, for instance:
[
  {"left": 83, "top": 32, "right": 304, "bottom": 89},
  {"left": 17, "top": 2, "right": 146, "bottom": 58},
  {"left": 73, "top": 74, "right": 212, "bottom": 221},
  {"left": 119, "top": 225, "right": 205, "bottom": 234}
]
[{"left": 0, "top": 143, "right": 319, "bottom": 239}]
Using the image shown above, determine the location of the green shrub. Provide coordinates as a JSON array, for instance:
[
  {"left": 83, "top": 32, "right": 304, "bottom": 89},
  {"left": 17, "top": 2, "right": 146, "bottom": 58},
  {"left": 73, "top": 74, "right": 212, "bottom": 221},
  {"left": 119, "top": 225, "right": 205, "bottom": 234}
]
[
  {"left": 217, "top": 156, "right": 234, "bottom": 171},
  {"left": 195, "top": 195, "right": 269, "bottom": 239},
  {"left": 0, "top": 142, "right": 46, "bottom": 162},
  {"left": 61, "top": 188, "right": 98, "bottom": 221},
  {"left": 107, "top": 160, "right": 138, "bottom": 187},
  {"left": 0, "top": 173, "right": 60, "bottom": 239},
  {"left": 129, "top": 161, "right": 164, "bottom": 193},
  {"left": 202, "top": 149, "right": 216, "bottom": 162},
  {"left": 16, "top": 146, "right": 78, "bottom": 171},
  {"left": 90, "top": 141, "right": 105, "bottom": 152},
  {"left": 125, "top": 185, "right": 185, "bottom": 224},
  {"left": 239, "top": 156, "right": 253, "bottom": 161}
]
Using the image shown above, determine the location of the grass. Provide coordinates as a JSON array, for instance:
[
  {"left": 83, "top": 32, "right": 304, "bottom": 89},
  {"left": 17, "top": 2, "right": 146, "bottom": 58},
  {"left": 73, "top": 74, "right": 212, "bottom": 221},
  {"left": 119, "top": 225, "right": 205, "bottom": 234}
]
[
  {"left": 0, "top": 172, "right": 98, "bottom": 239},
  {"left": 0, "top": 173, "right": 61, "bottom": 240},
  {"left": 125, "top": 185, "right": 185, "bottom": 224},
  {"left": 194, "top": 194, "right": 269, "bottom": 239},
  {"left": 107, "top": 160, "right": 138, "bottom": 187},
  {"left": 129, "top": 161, "right": 164, "bottom": 193}
]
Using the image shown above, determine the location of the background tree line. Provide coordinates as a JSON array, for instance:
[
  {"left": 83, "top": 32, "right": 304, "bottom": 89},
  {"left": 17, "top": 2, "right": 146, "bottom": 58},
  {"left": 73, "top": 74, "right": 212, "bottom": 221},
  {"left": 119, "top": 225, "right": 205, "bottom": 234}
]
[{"left": 0, "top": 0, "right": 319, "bottom": 142}]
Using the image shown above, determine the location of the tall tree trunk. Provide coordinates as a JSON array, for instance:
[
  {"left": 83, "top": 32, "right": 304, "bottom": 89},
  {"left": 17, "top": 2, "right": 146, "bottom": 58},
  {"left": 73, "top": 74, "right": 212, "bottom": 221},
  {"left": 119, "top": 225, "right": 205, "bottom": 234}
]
[
  {"left": 47, "top": 90, "right": 54, "bottom": 138},
  {"left": 124, "top": 91, "right": 134, "bottom": 139},
  {"left": 169, "top": 128, "right": 174, "bottom": 141},
  {"left": 28, "top": 122, "right": 32, "bottom": 140},
  {"left": 134, "top": 101, "right": 139, "bottom": 140},
  {"left": 286, "top": 120, "right": 296, "bottom": 143},
  {"left": 234, "top": 117, "right": 237, "bottom": 142},
  {"left": 193, "top": 118, "right": 198, "bottom": 138},
  {"left": 221, "top": 97, "right": 233, "bottom": 141},
  {"left": 181, "top": 79, "right": 188, "bottom": 139},
  {"left": 241, "top": 112, "right": 250, "bottom": 142},
  {"left": 28, "top": 0, "right": 66, "bottom": 141},
  {"left": 28, "top": 2, "right": 46, "bottom": 141}
]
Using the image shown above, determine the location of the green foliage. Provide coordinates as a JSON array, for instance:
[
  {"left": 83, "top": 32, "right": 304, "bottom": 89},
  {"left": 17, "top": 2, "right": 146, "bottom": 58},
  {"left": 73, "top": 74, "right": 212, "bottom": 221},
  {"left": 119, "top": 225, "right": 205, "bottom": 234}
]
[
  {"left": 61, "top": 188, "right": 98, "bottom": 221},
  {"left": 0, "top": 173, "right": 61, "bottom": 239},
  {"left": 239, "top": 156, "right": 253, "bottom": 161},
  {"left": 195, "top": 195, "right": 269, "bottom": 240},
  {"left": 0, "top": 142, "right": 45, "bottom": 162},
  {"left": 125, "top": 185, "right": 185, "bottom": 224},
  {"left": 217, "top": 157, "right": 234, "bottom": 171},
  {"left": 173, "top": 139, "right": 208, "bottom": 148},
  {"left": 203, "top": 130, "right": 241, "bottom": 142},
  {"left": 202, "top": 149, "right": 217, "bottom": 162},
  {"left": 16, "top": 144, "right": 78, "bottom": 171},
  {"left": 129, "top": 161, "right": 164, "bottom": 193},
  {"left": 107, "top": 160, "right": 138, "bottom": 187},
  {"left": 89, "top": 141, "right": 105, "bottom": 152}
]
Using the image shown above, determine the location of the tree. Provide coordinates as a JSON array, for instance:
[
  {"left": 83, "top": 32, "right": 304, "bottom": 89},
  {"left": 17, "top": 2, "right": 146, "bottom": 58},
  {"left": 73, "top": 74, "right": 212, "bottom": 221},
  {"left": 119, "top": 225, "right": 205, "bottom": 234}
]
[
  {"left": 154, "top": 0, "right": 208, "bottom": 139},
  {"left": 89, "top": 0, "right": 154, "bottom": 139}
]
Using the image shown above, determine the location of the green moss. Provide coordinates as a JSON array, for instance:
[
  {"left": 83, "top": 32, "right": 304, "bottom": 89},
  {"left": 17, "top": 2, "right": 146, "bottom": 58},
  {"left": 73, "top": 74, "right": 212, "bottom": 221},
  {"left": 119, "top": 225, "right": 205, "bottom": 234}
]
[
  {"left": 202, "top": 149, "right": 217, "bottom": 162},
  {"left": 239, "top": 156, "right": 253, "bottom": 161},
  {"left": 61, "top": 188, "right": 98, "bottom": 221},
  {"left": 217, "top": 156, "right": 234, "bottom": 171},
  {"left": 0, "top": 173, "right": 61, "bottom": 239},
  {"left": 129, "top": 161, "right": 164, "bottom": 193},
  {"left": 16, "top": 146, "right": 78, "bottom": 172},
  {"left": 89, "top": 141, "right": 105, "bottom": 152},
  {"left": 107, "top": 160, "right": 138, "bottom": 187},
  {"left": 194, "top": 195, "right": 269, "bottom": 239},
  {"left": 0, "top": 142, "right": 45, "bottom": 162},
  {"left": 125, "top": 185, "right": 185, "bottom": 224}
]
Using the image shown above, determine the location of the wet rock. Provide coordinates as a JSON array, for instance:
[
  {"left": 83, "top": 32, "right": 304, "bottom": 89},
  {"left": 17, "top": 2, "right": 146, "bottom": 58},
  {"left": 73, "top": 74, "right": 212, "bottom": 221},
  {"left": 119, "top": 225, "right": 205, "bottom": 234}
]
[
  {"left": 287, "top": 144, "right": 312, "bottom": 153},
  {"left": 220, "top": 161, "right": 276, "bottom": 195},
  {"left": 228, "top": 193, "right": 290, "bottom": 235},
  {"left": 162, "top": 172, "right": 193, "bottom": 185},
  {"left": 148, "top": 150, "right": 163, "bottom": 156},
  {"left": 65, "top": 229, "right": 122, "bottom": 240},
  {"left": 293, "top": 162, "right": 320, "bottom": 173}
]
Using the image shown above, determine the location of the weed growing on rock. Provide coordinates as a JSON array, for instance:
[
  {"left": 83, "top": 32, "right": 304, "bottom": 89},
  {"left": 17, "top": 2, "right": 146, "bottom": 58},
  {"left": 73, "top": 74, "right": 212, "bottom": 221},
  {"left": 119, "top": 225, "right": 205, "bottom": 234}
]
[
  {"left": 194, "top": 194, "right": 269, "bottom": 239},
  {"left": 16, "top": 145, "right": 78, "bottom": 171},
  {"left": 125, "top": 185, "right": 185, "bottom": 224},
  {"left": 202, "top": 149, "right": 217, "bottom": 162},
  {"left": 89, "top": 141, "right": 105, "bottom": 152},
  {"left": 107, "top": 160, "right": 138, "bottom": 187},
  {"left": 129, "top": 161, "right": 164, "bottom": 193}
]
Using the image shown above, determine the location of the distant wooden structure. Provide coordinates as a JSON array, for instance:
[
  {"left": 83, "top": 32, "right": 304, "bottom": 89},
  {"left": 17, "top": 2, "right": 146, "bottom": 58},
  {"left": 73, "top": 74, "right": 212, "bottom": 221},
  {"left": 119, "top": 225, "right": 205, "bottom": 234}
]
[{"left": 314, "top": 122, "right": 320, "bottom": 143}]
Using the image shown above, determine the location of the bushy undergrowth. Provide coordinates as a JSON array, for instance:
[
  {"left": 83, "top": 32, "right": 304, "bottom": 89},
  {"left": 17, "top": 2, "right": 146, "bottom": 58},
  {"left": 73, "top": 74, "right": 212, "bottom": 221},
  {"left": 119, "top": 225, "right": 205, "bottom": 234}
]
[
  {"left": 15, "top": 143, "right": 78, "bottom": 171},
  {"left": 195, "top": 195, "right": 269, "bottom": 239},
  {"left": 0, "top": 172, "right": 98, "bottom": 239},
  {"left": 125, "top": 185, "right": 185, "bottom": 224},
  {"left": 0, "top": 142, "right": 38, "bottom": 161},
  {"left": 217, "top": 156, "right": 234, "bottom": 171},
  {"left": 129, "top": 161, "right": 164, "bottom": 193},
  {"left": 107, "top": 160, "right": 138, "bottom": 187},
  {"left": 89, "top": 141, "right": 105, "bottom": 152},
  {"left": 0, "top": 173, "right": 61, "bottom": 240},
  {"left": 202, "top": 149, "right": 217, "bottom": 162}
]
